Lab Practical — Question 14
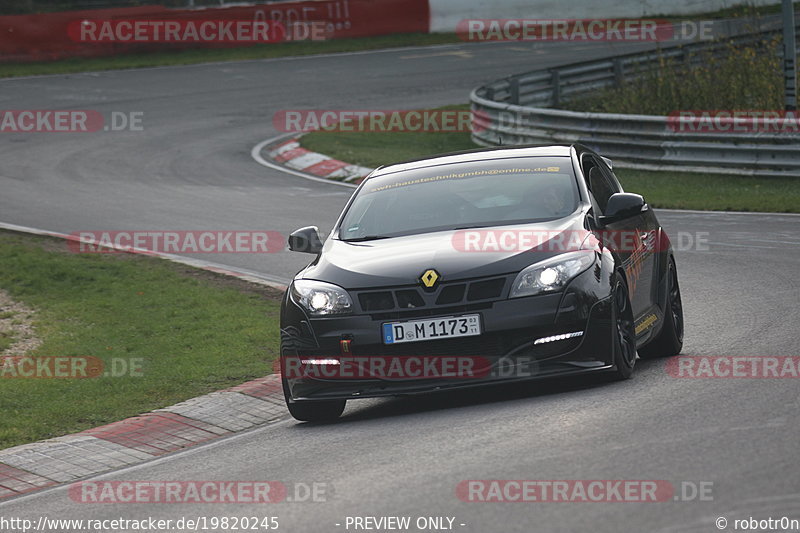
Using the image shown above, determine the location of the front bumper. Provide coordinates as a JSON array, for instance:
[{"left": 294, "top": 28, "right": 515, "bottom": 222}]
[{"left": 281, "top": 281, "right": 616, "bottom": 401}]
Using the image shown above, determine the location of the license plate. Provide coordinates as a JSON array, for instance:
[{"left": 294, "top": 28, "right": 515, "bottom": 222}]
[{"left": 382, "top": 315, "right": 481, "bottom": 345}]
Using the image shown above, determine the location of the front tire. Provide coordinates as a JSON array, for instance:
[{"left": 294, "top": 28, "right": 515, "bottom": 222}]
[
  {"left": 639, "top": 256, "right": 683, "bottom": 359},
  {"left": 609, "top": 273, "right": 636, "bottom": 380},
  {"left": 282, "top": 377, "right": 346, "bottom": 422}
]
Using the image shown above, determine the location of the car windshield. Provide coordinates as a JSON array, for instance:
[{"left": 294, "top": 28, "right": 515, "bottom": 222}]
[{"left": 339, "top": 157, "right": 578, "bottom": 241}]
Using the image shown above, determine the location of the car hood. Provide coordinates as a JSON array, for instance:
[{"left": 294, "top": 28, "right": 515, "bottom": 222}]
[{"left": 299, "top": 215, "right": 588, "bottom": 289}]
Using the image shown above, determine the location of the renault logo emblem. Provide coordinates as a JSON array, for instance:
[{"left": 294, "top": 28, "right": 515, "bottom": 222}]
[{"left": 420, "top": 269, "right": 440, "bottom": 289}]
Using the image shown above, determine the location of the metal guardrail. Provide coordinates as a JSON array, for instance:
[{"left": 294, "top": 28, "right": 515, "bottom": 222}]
[{"left": 470, "top": 17, "right": 800, "bottom": 177}]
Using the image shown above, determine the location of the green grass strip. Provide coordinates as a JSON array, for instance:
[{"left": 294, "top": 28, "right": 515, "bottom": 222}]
[{"left": 0, "top": 230, "right": 282, "bottom": 449}]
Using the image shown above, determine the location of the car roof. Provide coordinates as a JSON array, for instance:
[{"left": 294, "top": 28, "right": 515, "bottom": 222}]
[{"left": 369, "top": 144, "right": 578, "bottom": 178}]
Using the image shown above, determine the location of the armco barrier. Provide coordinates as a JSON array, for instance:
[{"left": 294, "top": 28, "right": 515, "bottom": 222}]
[
  {"left": 470, "top": 17, "right": 800, "bottom": 178},
  {"left": 0, "top": 0, "right": 429, "bottom": 62}
]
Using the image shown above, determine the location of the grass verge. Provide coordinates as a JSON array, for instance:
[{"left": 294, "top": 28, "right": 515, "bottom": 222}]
[
  {"left": 0, "top": 33, "right": 460, "bottom": 78},
  {"left": 0, "top": 332, "right": 13, "bottom": 352},
  {"left": 0, "top": 229, "right": 282, "bottom": 450},
  {"left": 300, "top": 106, "right": 800, "bottom": 213}
]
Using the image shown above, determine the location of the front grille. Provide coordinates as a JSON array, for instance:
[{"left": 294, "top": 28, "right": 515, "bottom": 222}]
[
  {"left": 436, "top": 284, "right": 466, "bottom": 305},
  {"left": 467, "top": 278, "right": 505, "bottom": 301},
  {"left": 353, "top": 275, "right": 511, "bottom": 315},
  {"left": 396, "top": 289, "right": 425, "bottom": 309},
  {"left": 359, "top": 291, "right": 395, "bottom": 311},
  {"left": 370, "top": 302, "right": 492, "bottom": 321}
]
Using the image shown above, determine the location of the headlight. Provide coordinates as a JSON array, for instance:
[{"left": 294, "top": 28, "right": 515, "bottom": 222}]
[
  {"left": 291, "top": 279, "right": 353, "bottom": 316},
  {"left": 510, "top": 251, "right": 595, "bottom": 298}
]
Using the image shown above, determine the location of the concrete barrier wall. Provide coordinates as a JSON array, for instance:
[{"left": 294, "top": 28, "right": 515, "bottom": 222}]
[
  {"left": 429, "top": 0, "right": 783, "bottom": 33},
  {"left": 0, "top": 0, "right": 429, "bottom": 62}
]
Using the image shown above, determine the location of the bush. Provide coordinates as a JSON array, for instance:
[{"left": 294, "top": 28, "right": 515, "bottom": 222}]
[{"left": 563, "top": 37, "right": 785, "bottom": 115}]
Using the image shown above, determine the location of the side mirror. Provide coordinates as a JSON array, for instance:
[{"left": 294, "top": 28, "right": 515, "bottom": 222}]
[
  {"left": 598, "top": 193, "right": 647, "bottom": 225},
  {"left": 288, "top": 226, "right": 323, "bottom": 254}
]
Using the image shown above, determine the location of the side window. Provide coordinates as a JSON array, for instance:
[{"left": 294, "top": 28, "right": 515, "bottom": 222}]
[
  {"left": 598, "top": 160, "right": 623, "bottom": 195},
  {"left": 580, "top": 154, "right": 597, "bottom": 204},
  {"left": 582, "top": 155, "right": 615, "bottom": 214},
  {"left": 607, "top": 170, "right": 624, "bottom": 193}
]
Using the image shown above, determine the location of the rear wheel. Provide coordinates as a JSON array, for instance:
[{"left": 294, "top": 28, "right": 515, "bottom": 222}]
[
  {"left": 639, "top": 257, "right": 683, "bottom": 358},
  {"left": 609, "top": 273, "right": 636, "bottom": 380},
  {"left": 282, "top": 376, "right": 346, "bottom": 422}
]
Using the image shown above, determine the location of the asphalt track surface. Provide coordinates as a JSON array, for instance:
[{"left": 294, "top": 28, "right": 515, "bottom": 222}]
[{"left": 2, "top": 39, "right": 799, "bottom": 532}]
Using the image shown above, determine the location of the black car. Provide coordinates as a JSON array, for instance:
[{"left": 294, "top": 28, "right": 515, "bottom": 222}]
[{"left": 280, "top": 145, "right": 683, "bottom": 421}]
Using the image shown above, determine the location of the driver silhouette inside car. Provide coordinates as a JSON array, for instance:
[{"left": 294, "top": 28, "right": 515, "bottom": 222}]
[{"left": 508, "top": 178, "right": 573, "bottom": 221}]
